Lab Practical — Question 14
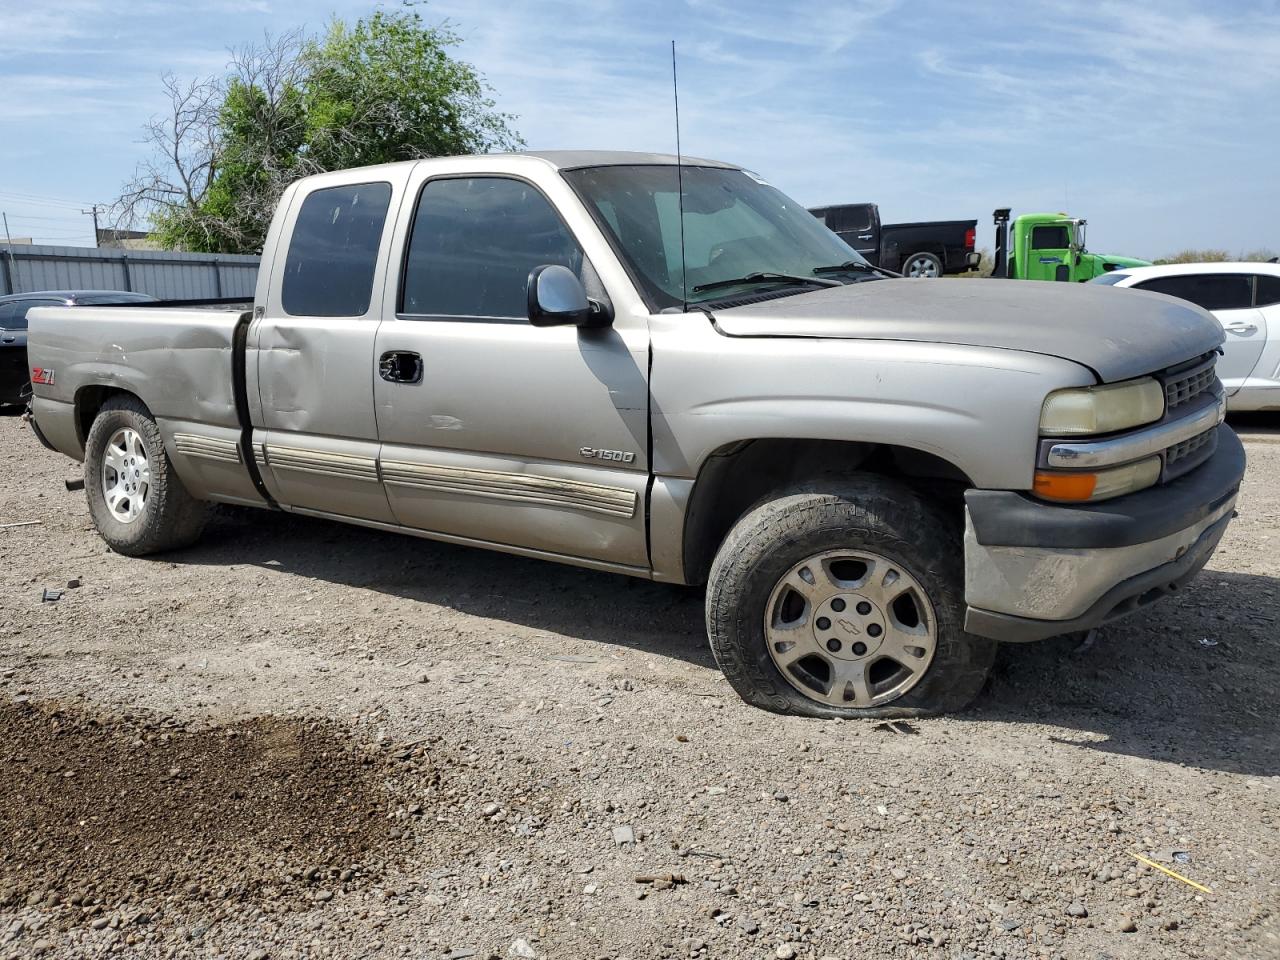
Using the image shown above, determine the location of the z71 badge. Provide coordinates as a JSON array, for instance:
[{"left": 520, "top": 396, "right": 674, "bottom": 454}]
[{"left": 580, "top": 446, "right": 635, "bottom": 463}]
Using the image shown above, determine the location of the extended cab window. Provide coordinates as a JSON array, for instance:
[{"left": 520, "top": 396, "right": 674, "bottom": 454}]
[
  {"left": 1135, "top": 274, "right": 1253, "bottom": 311},
  {"left": 401, "top": 177, "right": 584, "bottom": 319},
  {"left": 282, "top": 182, "right": 392, "bottom": 317}
]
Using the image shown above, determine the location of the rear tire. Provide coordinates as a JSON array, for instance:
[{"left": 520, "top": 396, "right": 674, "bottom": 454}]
[
  {"left": 84, "top": 395, "right": 208, "bottom": 556},
  {"left": 706, "top": 476, "right": 996, "bottom": 718},
  {"left": 902, "top": 251, "right": 944, "bottom": 278}
]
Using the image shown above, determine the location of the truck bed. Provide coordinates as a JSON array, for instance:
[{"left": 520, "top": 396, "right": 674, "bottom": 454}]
[{"left": 26, "top": 304, "right": 252, "bottom": 458}]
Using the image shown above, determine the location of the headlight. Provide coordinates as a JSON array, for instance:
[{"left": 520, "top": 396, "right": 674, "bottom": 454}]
[
  {"left": 1033, "top": 456, "right": 1161, "bottom": 502},
  {"left": 1040, "top": 378, "right": 1164, "bottom": 436}
]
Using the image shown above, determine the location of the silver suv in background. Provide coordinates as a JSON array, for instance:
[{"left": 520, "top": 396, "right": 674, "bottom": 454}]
[{"left": 25, "top": 152, "right": 1245, "bottom": 718}]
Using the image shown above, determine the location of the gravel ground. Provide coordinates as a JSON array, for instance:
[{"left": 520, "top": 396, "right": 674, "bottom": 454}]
[{"left": 1, "top": 410, "right": 1277, "bottom": 960}]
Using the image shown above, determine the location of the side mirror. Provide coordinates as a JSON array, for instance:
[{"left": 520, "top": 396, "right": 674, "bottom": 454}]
[{"left": 528, "top": 265, "right": 607, "bottom": 327}]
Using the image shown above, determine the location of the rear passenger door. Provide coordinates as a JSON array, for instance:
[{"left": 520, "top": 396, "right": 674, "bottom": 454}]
[
  {"left": 1134, "top": 273, "right": 1264, "bottom": 394},
  {"left": 371, "top": 170, "right": 650, "bottom": 570},
  {"left": 249, "top": 175, "right": 403, "bottom": 521}
]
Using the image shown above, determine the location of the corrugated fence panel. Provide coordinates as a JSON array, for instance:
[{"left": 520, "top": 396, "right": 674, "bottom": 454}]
[{"left": 0, "top": 244, "right": 259, "bottom": 299}]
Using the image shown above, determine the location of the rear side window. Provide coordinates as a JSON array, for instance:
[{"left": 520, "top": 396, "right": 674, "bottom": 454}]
[
  {"left": 282, "top": 182, "right": 392, "bottom": 317},
  {"left": 1135, "top": 274, "right": 1253, "bottom": 311},
  {"left": 1254, "top": 273, "right": 1280, "bottom": 307},
  {"left": 1030, "top": 225, "right": 1070, "bottom": 249},
  {"left": 400, "top": 177, "right": 584, "bottom": 319},
  {"left": 821, "top": 205, "right": 874, "bottom": 233}
]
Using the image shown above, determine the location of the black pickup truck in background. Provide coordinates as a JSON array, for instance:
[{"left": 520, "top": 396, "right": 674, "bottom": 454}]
[{"left": 809, "top": 203, "right": 980, "bottom": 277}]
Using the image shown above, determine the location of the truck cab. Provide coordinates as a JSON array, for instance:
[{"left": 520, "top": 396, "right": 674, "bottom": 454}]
[{"left": 993, "top": 209, "right": 1149, "bottom": 281}]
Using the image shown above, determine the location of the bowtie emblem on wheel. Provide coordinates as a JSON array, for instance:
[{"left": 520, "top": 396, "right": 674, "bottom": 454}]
[{"left": 837, "top": 618, "right": 862, "bottom": 636}]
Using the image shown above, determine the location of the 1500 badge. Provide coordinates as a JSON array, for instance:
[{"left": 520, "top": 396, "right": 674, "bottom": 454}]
[{"left": 580, "top": 446, "right": 635, "bottom": 463}]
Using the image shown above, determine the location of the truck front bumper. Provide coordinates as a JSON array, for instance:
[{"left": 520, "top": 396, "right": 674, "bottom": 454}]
[{"left": 962, "top": 424, "right": 1245, "bottom": 643}]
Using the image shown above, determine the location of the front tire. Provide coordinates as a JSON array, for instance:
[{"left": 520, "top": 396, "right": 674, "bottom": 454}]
[
  {"left": 902, "top": 251, "right": 944, "bottom": 278},
  {"left": 705, "top": 477, "right": 996, "bottom": 718},
  {"left": 84, "top": 395, "right": 208, "bottom": 556}
]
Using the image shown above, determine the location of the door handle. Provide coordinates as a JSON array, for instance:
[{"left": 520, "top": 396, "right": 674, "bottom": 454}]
[
  {"left": 1225, "top": 323, "right": 1258, "bottom": 335},
  {"left": 857, "top": 233, "right": 874, "bottom": 240},
  {"left": 379, "top": 350, "right": 424, "bottom": 384}
]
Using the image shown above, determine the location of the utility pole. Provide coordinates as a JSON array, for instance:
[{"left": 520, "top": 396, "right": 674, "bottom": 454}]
[
  {"left": 82, "top": 204, "right": 106, "bottom": 248},
  {"left": 1, "top": 212, "right": 17, "bottom": 294}
]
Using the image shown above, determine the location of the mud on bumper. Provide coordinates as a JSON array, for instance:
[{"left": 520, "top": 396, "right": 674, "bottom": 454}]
[{"left": 962, "top": 424, "right": 1245, "bottom": 643}]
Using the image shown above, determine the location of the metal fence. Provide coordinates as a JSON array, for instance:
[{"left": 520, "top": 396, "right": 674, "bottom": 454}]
[{"left": 0, "top": 244, "right": 259, "bottom": 299}]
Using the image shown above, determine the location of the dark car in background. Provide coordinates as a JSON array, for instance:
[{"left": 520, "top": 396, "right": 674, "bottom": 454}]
[
  {"left": 0, "top": 291, "right": 157, "bottom": 406},
  {"left": 809, "top": 202, "right": 980, "bottom": 277}
]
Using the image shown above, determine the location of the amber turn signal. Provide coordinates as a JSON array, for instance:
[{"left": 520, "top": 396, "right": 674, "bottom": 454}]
[
  {"left": 1033, "top": 471, "right": 1098, "bottom": 502},
  {"left": 1033, "top": 457, "right": 1161, "bottom": 503}
]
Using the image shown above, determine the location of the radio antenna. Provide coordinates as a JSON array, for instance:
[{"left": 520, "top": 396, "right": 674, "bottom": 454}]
[{"left": 671, "top": 40, "right": 688, "bottom": 312}]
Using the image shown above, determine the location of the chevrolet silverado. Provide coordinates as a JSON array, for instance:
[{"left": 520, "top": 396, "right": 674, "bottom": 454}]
[{"left": 26, "top": 151, "right": 1245, "bottom": 718}]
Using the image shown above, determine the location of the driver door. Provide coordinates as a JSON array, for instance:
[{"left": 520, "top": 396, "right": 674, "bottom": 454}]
[
  {"left": 371, "top": 170, "right": 650, "bottom": 570},
  {"left": 1025, "top": 222, "right": 1073, "bottom": 282}
]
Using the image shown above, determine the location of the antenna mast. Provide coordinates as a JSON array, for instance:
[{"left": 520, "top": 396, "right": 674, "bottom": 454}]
[{"left": 671, "top": 40, "right": 688, "bottom": 312}]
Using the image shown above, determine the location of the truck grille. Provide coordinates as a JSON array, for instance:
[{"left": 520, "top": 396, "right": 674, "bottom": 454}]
[
  {"left": 1165, "top": 427, "right": 1216, "bottom": 469},
  {"left": 1164, "top": 354, "right": 1217, "bottom": 410},
  {"left": 1156, "top": 353, "right": 1222, "bottom": 481}
]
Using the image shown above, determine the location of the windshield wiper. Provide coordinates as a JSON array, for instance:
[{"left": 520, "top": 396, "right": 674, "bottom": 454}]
[
  {"left": 813, "top": 260, "right": 901, "bottom": 279},
  {"left": 691, "top": 272, "right": 841, "bottom": 295}
]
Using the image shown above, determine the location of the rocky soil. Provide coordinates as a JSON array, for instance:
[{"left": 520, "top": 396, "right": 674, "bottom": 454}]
[{"left": 1, "top": 410, "right": 1277, "bottom": 959}]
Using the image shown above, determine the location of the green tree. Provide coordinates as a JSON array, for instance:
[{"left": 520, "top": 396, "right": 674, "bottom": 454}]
[
  {"left": 303, "top": 9, "right": 522, "bottom": 172},
  {"left": 153, "top": 75, "right": 308, "bottom": 252},
  {"left": 116, "top": 8, "right": 522, "bottom": 253}
]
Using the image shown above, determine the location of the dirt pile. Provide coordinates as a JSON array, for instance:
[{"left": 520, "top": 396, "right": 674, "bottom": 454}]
[{"left": 0, "top": 701, "right": 398, "bottom": 926}]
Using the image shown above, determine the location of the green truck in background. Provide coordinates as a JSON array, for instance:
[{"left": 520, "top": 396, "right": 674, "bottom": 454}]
[{"left": 991, "top": 208, "right": 1149, "bottom": 281}]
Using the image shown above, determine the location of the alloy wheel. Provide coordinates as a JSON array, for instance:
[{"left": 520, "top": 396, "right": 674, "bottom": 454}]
[
  {"left": 764, "top": 549, "right": 937, "bottom": 707},
  {"left": 101, "top": 427, "right": 151, "bottom": 523}
]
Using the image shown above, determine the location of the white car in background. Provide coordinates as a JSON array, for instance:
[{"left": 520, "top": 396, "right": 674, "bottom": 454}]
[{"left": 1094, "top": 262, "right": 1280, "bottom": 411}]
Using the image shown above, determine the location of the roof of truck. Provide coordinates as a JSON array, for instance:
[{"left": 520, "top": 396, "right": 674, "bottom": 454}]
[{"left": 519, "top": 150, "right": 738, "bottom": 170}]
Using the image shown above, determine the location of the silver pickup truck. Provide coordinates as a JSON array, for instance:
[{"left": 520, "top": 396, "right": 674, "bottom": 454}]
[{"left": 26, "top": 151, "right": 1245, "bottom": 718}]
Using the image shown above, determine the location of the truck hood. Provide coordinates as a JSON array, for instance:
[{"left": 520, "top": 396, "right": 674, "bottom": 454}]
[
  {"left": 1096, "top": 254, "right": 1151, "bottom": 269},
  {"left": 712, "top": 278, "right": 1223, "bottom": 382}
]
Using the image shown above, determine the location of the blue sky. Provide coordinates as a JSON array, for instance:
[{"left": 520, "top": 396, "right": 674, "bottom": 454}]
[{"left": 1, "top": 0, "right": 1277, "bottom": 256}]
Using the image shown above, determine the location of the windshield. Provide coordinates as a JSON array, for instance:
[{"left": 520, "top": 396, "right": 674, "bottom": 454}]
[
  {"left": 562, "top": 165, "right": 869, "bottom": 310},
  {"left": 1090, "top": 272, "right": 1130, "bottom": 285}
]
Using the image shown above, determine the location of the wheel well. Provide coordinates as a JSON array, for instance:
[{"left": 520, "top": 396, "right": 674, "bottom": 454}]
[
  {"left": 681, "top": 439, "right": 972, "bottom": 586},
  {"left": 902, "top": 245, "right": 945, "bottom": 262},
  {"left": 74, "top": 386, "right": 133, "bottom": 446}
]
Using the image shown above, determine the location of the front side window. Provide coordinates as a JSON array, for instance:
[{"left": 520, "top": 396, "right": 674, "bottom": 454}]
[
  {"left": 1135, "top": 273, "right": 1253, "bottom": 311},
  {"left": 1030, "top": 224, "right": 1070, "bottom": 249},
  {"left": 564, "top": 165, "right": 867, "bottom": 310},
  {"left": 401, "top": 177, "right": 585, "bottom": 319},
  {"left": 282, "top": 182, "right": 392, "bottom": 317}
]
